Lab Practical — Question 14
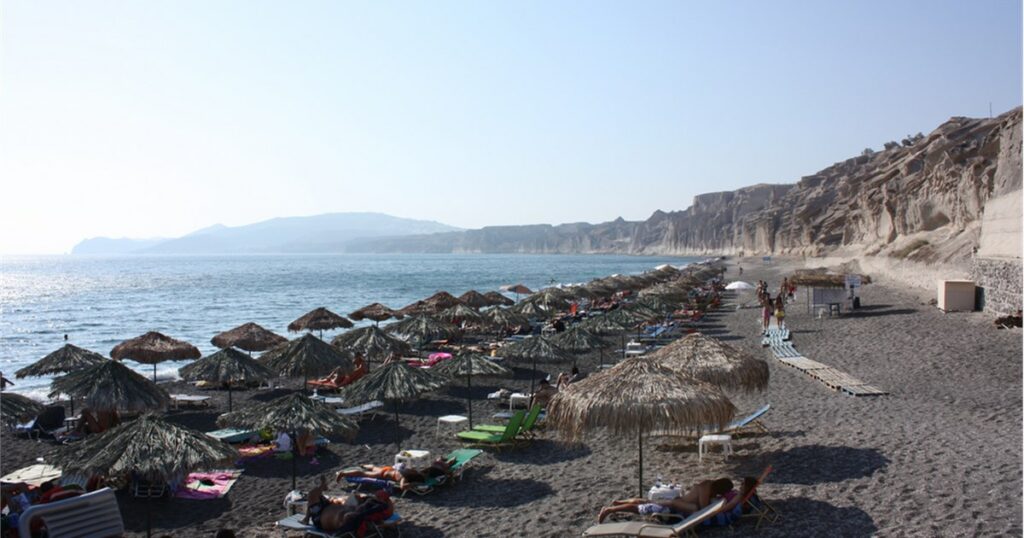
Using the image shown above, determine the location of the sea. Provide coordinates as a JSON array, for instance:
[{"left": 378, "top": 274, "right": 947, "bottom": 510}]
[{"left": 1, "top": 253, "right": 699, "bottom": 399}]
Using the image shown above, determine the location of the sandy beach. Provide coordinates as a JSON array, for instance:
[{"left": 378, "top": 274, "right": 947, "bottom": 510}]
[{"left": 2, "top": 258, "right": 1021, "bottom": 537}]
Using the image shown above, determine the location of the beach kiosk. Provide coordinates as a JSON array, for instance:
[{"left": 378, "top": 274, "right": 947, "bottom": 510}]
[{"left": 791, "top": 272, "right": 868, "bottom": 317}]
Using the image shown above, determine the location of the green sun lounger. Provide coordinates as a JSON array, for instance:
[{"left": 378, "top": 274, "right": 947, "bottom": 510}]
[
  {"left": 457, "top": 410, "right": 524, "bottom": 446},
  {"left": 473, "top": 405, "right": 542, "bottom": 438},
  {"left": 403, "top": 448, "right": 484, "bottom": 496}
]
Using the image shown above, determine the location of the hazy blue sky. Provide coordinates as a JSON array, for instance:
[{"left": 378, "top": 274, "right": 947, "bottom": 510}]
[{"left": 1, "top": 1, "right": 1021, "bottom": 254}]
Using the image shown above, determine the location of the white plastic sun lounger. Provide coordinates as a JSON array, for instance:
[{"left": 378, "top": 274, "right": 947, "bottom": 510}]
[
  {"left": 581, "top": 497, "right": 726, "bottom": 537},
  {"left": 338, "top": 400, "right": 384, "bottom": 417},
  {"left": 18, "top": 487, "right": 124, "bottom": 538}
]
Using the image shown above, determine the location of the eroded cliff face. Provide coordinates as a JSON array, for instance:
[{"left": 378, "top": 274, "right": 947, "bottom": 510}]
[{"left": 349, "top": 108, "right": 1022, "bottom": 261}]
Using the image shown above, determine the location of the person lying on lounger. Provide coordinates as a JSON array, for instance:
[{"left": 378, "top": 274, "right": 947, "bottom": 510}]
[
  {"left": 336, "top": 462, "right": 426, "bottom": 491},
  {"left": 304, "top": 476, "right": 394, "bottom": 532},
  {"left": 597, "top": 478, "right": 735, "bottom": 523}
]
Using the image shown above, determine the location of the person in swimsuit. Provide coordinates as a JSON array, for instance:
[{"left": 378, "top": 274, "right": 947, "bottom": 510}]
[
  {"left": 337, "top": 463, "right": 426, "bottom": 491},
  {"left": 597, "top": 478, "right": 733, "bottom": 523},
  {"left": 304, "top": 476, "right": 393, "bottom": 532}
]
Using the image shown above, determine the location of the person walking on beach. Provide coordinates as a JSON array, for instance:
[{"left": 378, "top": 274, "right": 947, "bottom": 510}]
[
  {"left": 774, "top": 295, "right": 786, "bottom": 330},
  {"left": 761, "top": 297, "right": 772, "bottom": 334}
]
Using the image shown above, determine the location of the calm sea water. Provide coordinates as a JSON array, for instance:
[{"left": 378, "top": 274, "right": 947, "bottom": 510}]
[{"left": 1, "top": 254, "right": 698, "bottom": 399}]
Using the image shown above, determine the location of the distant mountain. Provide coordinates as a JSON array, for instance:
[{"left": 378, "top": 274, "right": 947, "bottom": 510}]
[
  {"left": 71, "top": 237, "right": 169, "bottom": 255},
  {"left": 71, "top": 213, "right": 461, "bottom": 255}
]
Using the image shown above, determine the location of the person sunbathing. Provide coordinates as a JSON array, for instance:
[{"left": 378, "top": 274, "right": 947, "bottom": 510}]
[
  {"left": 304, "top": 476, "right": 394, "bottom": 532},
  {"left": 336, "top": 463, "right": 426, "bottom": 491},
  {"left": 530, "top": 379, "right": 558, "bottom": 409},
  {"left": 421, "top": 457, "right": 457, "bottom": 481},
  {"left": 597, "top": 478, "right": 734, "bottom": 523}
]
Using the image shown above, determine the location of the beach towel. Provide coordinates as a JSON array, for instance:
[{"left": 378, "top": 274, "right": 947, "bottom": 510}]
[
  {"left": 174, "top": 470, "right": 243, "bottom": 500},
  {"left": 237, "top": 444, "right": 276, "bottom": 461}
]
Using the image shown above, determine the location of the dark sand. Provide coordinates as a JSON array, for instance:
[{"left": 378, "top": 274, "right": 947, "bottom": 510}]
[{"left": 2, "top": 259, "right": 1021, "bottom": 537}]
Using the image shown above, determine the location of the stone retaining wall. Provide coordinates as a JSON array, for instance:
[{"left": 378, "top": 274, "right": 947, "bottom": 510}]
[{"left": 972, "top": 257, "right": 1023, "bottom": 315}]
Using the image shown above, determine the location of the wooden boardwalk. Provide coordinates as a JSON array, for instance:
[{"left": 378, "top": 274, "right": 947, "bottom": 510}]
[{"left": 768, "top": 334, "right": 887, "bottom": 397}]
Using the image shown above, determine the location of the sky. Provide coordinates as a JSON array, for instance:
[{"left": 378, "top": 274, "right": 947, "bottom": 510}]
[{"left": 1, "top": 1, "right": 1021, "bottom": 254}]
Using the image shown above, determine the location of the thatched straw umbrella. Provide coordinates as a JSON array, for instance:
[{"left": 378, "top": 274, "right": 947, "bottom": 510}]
[
  {"left": 565, "top": 285, "right": 599, "bottom": 301},
  {"left": 288, "top": 307, "right": 354, "bottom": 339},
  {"left": 384, "top": 315, "right": 461, "bottom": 350},
  {"left": 483, "top": 291, "right": 514, "bottom": 306},
  {"left": 789, "top": 271, "right": 871, "bottom": 288},
  {"left": 439, "top": 304, "right": 489, "bottom": 330},
  {"left": 338, "top": 362, "right": 447, "bottom": 451},
  {"left": 634, "top": 295, "right": 680, "bottom": 315},
  {"left": 550, "top": 326, "right": 607, "bottom": 355},
  {"left": 55, "top": 413, "right": 237, "bottom": 536},
  {"left": 110, "top": 332, "right": 201, "bottom": 382},
  {"left": 15, "top": 344, "right": 106, "bottom": 379},
  {"left": 584, "top": 280, "right": 617, "bottom": 297},
  {"left": 500, "top": 283, "right": 533, "bottom": 302},
  {"left": 649, "top": 333, "right": 770, "bottom": 393},
  {"left": 546, "top": 359, "right": 735, "bottom": 496},
  {"left": 458, "top": 290, "right": 492, "bottom": 309},
  {"left": 218, "top": 393, "right": 357, "bottom": 489},
  {"left": 500, "top": 336, "right": 573, "bottom": 393},
  {"left": 179, "top": 348, "right": 274, "bottom": 411},
  {"left": 421, "top": 291, "right": 464, "bottom": 312},
  {"left": 331, "top": 326, "right": 411, "bottom": 364},
  {"left": 1, "top": 392, "right": 43, "bottom": 427},
  {"left": 603, "top": 308, "right": 648, "bottom": 328},
  {"left": 434, "top": 353, "right": 511, "bottom": 427},
  {"left": 398, "top": 300, "right": 432, "bottom": 317},
  {"left": 580, "top": 313, "right": 632, "bottom": 335},
  {"left": 483, "top": 307, "right": 529, "bottom": 331},
  {"left": 512, "top": 300, "right": 549, "bottom": 319},
  {"left": 528, "top": 288, "right": 573, "bottom": 310},
  {"left": 51, "top": 360, "right": 170, "bottom": 413},
  {"left": 349, "top": 303, "right": 404, "bottom": 325},
  {"left": 260, "top": 334, "right": 353, "bottom": 390},
  {"left": 639, "top": 282, "right": 691, "bottom": 302},
  {"left": 16, "top": 343, "right": 107, "bottom": 415},
  {"left": 211, "top": 322, "right": 287, "bottom": 354}
]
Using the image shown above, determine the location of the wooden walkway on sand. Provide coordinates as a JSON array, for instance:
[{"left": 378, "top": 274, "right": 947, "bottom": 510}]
[{"left": 767, "top": 329, "right": 887, "bottom": 397}]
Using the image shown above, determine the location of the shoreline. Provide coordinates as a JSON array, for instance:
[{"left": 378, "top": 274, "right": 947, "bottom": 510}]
[{"left": 2, "top": 257, "right": 1020, "bottom": 536}]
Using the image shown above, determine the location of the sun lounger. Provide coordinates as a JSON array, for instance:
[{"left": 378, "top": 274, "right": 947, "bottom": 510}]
[
  {"left": 457, "top": 410, "right": 524, "bottom": 447},
  {"left": 15, "top": 406, "right": 67, "bottom": 440},
  {"left": 475, "top": 405, "right": 542, "bottom": 439},
  {"left": 344, "top": 448, "right": 483, "bottom": 496},
  {"left": 740, "top": 465, "right": 780, "bottom": 528},
  {"left": 726, "top": 404, "right": 770, "bottom": 434},
  {"left": 206, "top": 428, "right": 258, "bottom": 443},
  {"left": 275, "top": 511, "right": 402, "bottom": 538},
  {"left": 338, "top": 400, "right": 384, "bottom": 417},
  {"left": 18, "top": 487, "right": 124, "bottom": 538},
  {"left": 170, "top": 394, "right": 212, "bottom": 409},
  {"left": 581, "top": 497, "right": 727, "bottom": 537}
]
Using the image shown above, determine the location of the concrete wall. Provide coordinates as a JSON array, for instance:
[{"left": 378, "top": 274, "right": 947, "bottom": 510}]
[{"left": 977, "top": 190, "right": 1022, "bottom": 259}]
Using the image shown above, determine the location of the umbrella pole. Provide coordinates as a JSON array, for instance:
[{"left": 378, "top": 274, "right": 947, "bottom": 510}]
[
  {"left": 69, "top": 396, "right": 74, "bottom": 417},
  {"left": 638, "top": 429, "right": 644, "bottom": 498},
  {"left": 466, "top": 371, "right": 473, "bottom": 428},
  {"left": 394, "top": 404, "right": 401, "bottom": 453},
  {"left": 530, "top": 355, "right": 537, "bottom": 394},
  {"left": 599, "top": 347, "right": 604, "bottom": 369},
  {"left": 227, "top": 385, "right": 233, "bottom": 412},
  {"left": 291, "top": 431, "right": 298, "bottom": 490},
  {"left": 153, "top": 363, "right": 158, "bottom": 383},
  {"left": 146, "top": 495, "right": 153, "bottom": 538}
]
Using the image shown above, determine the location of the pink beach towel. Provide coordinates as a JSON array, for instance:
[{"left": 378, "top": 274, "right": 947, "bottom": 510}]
[{"left": 174, "top": 470, "right": 243, "bottom": 500}]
